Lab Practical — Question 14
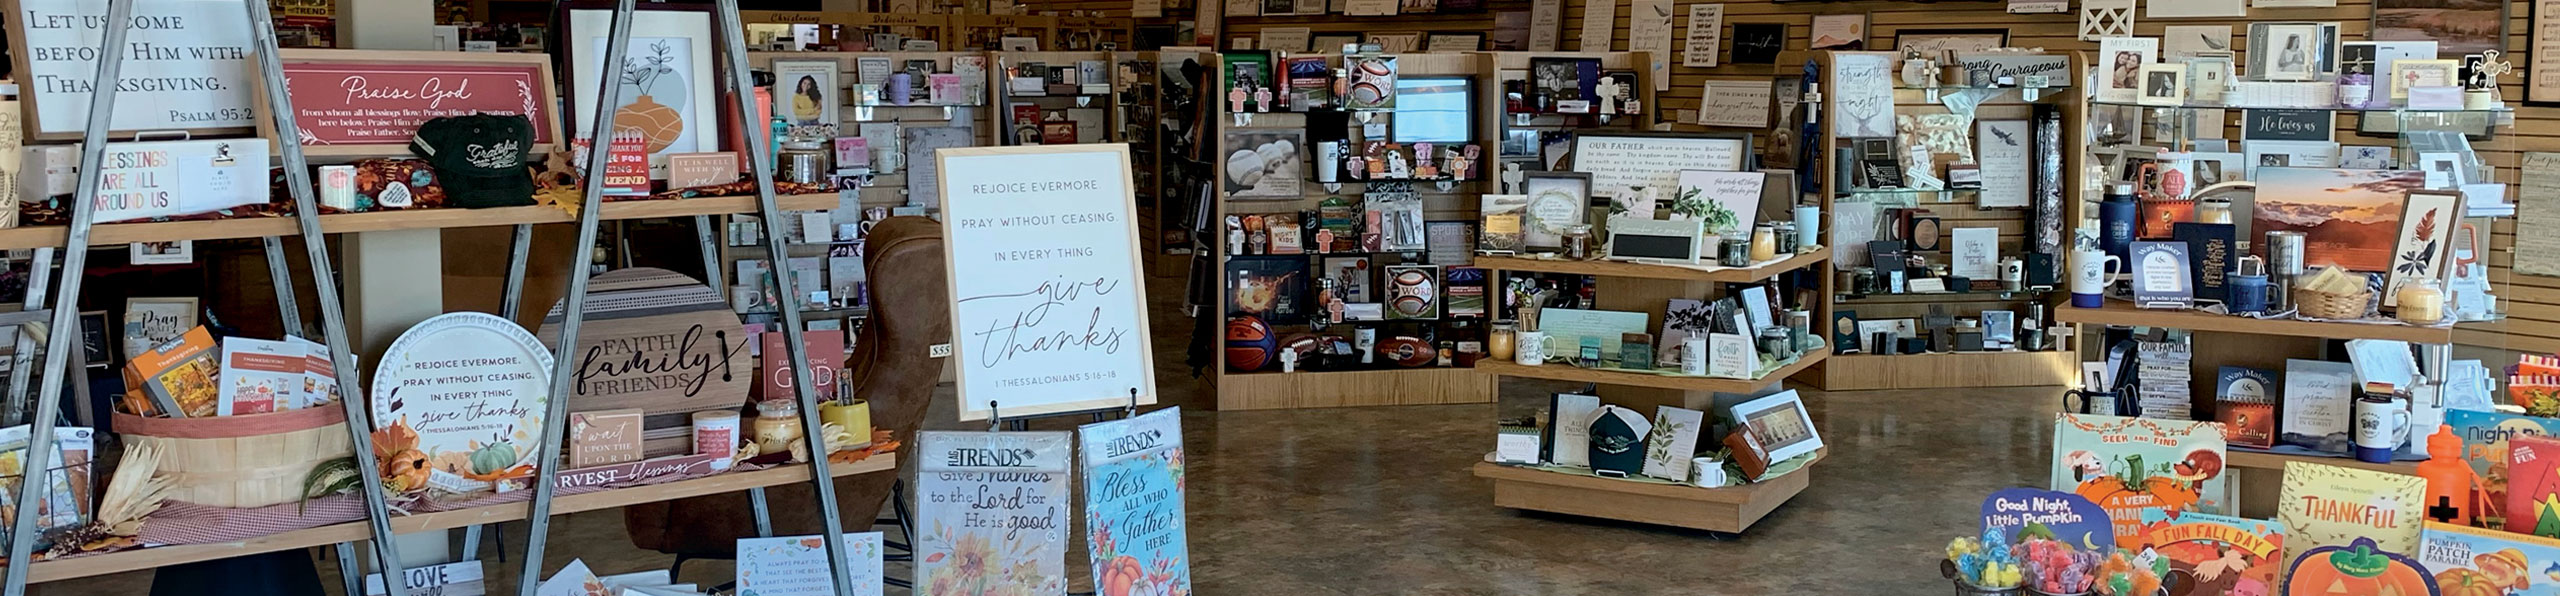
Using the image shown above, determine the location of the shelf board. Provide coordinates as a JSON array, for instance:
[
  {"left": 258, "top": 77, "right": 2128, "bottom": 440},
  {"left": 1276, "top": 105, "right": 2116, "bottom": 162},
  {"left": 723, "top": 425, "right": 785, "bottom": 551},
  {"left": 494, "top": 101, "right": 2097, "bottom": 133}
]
[
  {"left": 1477, "top": 347, "right": 1828, "bottom": 393},
  {"left": 2051, "top": 301, "right": 2455, "bottom": 345},
  {"left": 1473, "top": 247, "right": 1830, "bottom": 283},
  {"left": 2226, "top": 449, "right": 2417, "bottom": 475},
  {"left": 26, "top": 455, "right": 896, "bottom": 584},
  {"left": 1806, "top": 350, "right": 2076, "bottom": 391},
  {"left": 1471, "top": 451, "right": 1819, "bottom": 532},
  {"left": 0, "top": 194, "right": 842, "bottom": 251}
]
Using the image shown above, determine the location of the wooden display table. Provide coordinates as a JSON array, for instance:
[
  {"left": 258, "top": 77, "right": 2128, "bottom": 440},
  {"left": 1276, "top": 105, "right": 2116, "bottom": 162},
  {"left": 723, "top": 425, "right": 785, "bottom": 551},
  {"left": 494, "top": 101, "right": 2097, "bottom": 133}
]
[{"left": 1472, "top": 450, "right": 1821, "bottom": 533}]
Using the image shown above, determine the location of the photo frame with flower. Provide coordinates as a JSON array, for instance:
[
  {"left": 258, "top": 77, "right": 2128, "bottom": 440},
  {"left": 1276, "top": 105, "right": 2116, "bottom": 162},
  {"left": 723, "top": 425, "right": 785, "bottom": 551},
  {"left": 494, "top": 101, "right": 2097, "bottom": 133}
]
[{"left": 566, "top": 4, "right": 720, "bottom": 179}]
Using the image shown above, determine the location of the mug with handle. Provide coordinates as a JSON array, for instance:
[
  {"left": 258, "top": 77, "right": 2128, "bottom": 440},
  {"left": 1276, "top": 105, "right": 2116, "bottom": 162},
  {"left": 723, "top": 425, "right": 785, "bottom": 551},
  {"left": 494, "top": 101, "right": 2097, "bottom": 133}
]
[
  {"left": 2069, "top": 248, "right": 2123, "bottom": 308},
  {"left": 1514, "top": 331, "right": 1558, "bottom": 365}
]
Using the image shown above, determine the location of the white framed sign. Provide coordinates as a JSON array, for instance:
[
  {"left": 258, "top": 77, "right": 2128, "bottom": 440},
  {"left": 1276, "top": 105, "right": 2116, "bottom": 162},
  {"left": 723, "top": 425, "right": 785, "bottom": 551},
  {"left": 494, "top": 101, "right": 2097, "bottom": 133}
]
[
  {"left": 1976, "top": 119, "right": 2032, "bottom": 208},
  {"left": 95, "top": 139, "right": 269, "bottom": 223},
  {"left": 1681, "top": 3, "right": 1725, "bottom": 68},
  {"left": 1570, "top": 133, "right": 1751, "bottom": 205},
  {"left": 936, "top": 144, "right": 1158, "bottom": 421},
  {"left": 5, "top": 0, "right": 259, "bottom": 138},
  {"left": 1694, "top": 80, "right": 1772, "bottom": 128},
  {"left": 370, "top": 312, "right": 554, "bottom": 493}
]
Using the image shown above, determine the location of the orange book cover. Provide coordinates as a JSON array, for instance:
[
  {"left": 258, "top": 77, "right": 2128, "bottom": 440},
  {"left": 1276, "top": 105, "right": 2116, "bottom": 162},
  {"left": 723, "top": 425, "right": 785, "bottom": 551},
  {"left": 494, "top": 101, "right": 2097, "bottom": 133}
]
[{"left": 122, "top": 326, "right": 218, "bottom": 417}]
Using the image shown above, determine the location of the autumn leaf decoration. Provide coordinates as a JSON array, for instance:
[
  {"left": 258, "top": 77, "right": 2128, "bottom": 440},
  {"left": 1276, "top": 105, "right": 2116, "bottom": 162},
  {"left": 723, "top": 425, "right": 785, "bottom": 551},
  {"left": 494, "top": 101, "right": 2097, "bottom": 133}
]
[{"left": 2397, "top": 209, "right": 2440, "bottom": 276}]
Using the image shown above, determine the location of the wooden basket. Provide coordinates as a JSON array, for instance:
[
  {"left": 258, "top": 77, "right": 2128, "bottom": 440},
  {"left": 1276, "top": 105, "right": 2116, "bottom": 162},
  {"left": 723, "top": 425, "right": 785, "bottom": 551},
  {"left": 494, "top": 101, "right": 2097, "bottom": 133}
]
[
  {"left": 2296, "top": 286, "right": 2371, "bottom": 320},
  {"left": 112, "top": 406, "right": 353, "bottom": 509}
]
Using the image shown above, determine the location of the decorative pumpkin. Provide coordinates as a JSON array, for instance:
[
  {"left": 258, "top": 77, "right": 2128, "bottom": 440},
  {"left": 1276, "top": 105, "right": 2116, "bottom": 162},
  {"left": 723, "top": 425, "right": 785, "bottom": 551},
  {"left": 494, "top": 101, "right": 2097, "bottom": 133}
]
[
  {"left": 468, "top": 441, "right": 519, "bottom": 476},
  {"left": 371, "top": 417, "right": 420, "bottom": 458},
  {"left": 1099, "top": 554, "right": 1144, "bottom": 596},
  {"left": 2436, "top": 568, "right": 2502, "bottom": 596},
  {"left": 384, "top": 449, "right": 431, "bottom": 492}
]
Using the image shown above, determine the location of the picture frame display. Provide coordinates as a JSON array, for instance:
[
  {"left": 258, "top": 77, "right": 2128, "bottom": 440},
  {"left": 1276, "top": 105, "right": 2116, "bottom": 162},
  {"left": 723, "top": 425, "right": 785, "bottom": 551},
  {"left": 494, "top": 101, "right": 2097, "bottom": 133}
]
[
  {"left": 1521, "top": 172, "right": 1592, "bottom": 250},
  {"left": 568, "top": 4, "right": 720, "bottom": 179},
  {"left": 2383, "top": 190, "right": 2462, "bottom": 307},
  {"left": 1808, "top": 13, "right": 1867, "bottom": 50},
  {"left": 1891, "top": 29, "right": 2010, "bottom": 62},
  {"left": 2249, "top": 167, "right": 2421, "bottom": 271},
  {"left": 1733, "top": 389, "right": 1823, "bottom": 465},
  {"left": 1730, "top": 23, "right": 1787, "bottom": 64},
  {"left": 771, "top": 58, "right": 841, "bottom": 133},
  {"left": 2373, "top": 0, "right": 2504, "bottom": 56},
  {"left": 1829, "top": 51, "right": 1897, "bottom": 138},
  {"left": 2137, "top": 64, "right": 2186, "bottom": 106},
  {"left": 1569, "top": 133, "right": 1752, "bottom": 205},
  {"left": 2096, "top": 37, "right": 2159, "bottom": 103},
  {"left": 2247, "top": 23, "right": 2321, "bottom": 82}
]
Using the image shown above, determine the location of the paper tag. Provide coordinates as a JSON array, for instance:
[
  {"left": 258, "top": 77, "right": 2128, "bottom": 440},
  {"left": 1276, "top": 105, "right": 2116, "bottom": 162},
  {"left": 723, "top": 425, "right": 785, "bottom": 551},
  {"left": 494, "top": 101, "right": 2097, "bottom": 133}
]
[
  {"left": 1363, "top": 122, "right": 1388, "bottom": 138},
  {"left": 929, "top": 343, "right": 953, "bottom": 358}
]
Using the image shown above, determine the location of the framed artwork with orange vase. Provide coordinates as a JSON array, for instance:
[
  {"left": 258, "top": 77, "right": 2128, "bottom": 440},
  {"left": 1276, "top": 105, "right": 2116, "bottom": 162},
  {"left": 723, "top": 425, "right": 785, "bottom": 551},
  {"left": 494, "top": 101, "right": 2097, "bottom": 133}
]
[{"left": 565, "top": 3, "right": 720, "bottom": 180}]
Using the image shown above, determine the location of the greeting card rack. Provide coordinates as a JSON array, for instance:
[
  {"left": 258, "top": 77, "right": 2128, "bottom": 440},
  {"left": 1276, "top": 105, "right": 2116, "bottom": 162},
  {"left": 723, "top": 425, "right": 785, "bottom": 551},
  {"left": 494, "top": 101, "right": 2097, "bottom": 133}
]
[
  {"left": 0, "top": 1, "right": 896, "bottom": 595},
  {"left": 1205, "top": 51, "right": 1497, "bottom": 410},
  {"left": 993, "top": 51, "right": 1133, "bottom": 146},
  {"left": 2056, "top": 47, "right": 2528, "bottom": 519},
  {"left": 1802, "top": 50, "right": 2087, "bottom": 391}
]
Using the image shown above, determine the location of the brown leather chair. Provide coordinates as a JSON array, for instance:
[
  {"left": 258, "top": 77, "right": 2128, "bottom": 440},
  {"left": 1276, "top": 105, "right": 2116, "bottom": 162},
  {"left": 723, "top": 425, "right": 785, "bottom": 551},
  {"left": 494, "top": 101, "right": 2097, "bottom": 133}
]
[{"left": 621, "top": 216, "right": 947, "bottom": 575}]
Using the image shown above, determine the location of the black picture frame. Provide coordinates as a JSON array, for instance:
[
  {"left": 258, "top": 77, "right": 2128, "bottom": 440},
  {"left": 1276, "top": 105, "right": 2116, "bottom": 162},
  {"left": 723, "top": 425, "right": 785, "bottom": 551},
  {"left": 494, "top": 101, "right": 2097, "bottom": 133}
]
[{"left": 1731, "top": 23, "right": 1787, "bottom": 64}]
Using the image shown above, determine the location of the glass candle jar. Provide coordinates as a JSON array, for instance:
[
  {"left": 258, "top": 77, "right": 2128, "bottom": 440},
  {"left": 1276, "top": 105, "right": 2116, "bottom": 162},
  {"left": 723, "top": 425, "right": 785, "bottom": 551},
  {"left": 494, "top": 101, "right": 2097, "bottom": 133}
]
[
  {"left": 1749, "top": 223, "right": 1778, "bottom": 262},
  {"left": 1773, "top": 222, "right": 1799, "bottom": 255},
  {"left": 753, "top": 400, "right": 805, "bottom": 454},
  {"left": 2396, "top": 277, "right": 2446, "bottom": 325},
  {"left": 1719, "top": 237, "right": 1752, "bottom": 267},
  {"left": 2198, "top": 198, "right": 2234, "bottom": 224},
  {"left": 1562, "top": 225, "right": 1595, "bottom": 260},
  {"left": 779, "top": 140, "right": 832, "bottom": 185},
  {"left": 1487, "top": 323, "right": 1518, "bottom": 361}
]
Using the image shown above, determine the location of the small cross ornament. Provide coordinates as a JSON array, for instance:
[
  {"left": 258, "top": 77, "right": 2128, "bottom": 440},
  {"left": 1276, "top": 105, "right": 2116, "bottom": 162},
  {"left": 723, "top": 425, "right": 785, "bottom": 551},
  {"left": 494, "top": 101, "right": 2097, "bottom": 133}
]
[{"left": 2479, "top": 50, "right": 2515, "bottom": 101}]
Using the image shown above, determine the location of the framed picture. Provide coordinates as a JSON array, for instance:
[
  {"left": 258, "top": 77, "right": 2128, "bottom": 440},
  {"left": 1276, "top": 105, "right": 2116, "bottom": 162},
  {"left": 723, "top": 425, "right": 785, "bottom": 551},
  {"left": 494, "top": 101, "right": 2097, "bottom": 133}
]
[
  {"left": 2384, "top": 189, "right": 2462, "bottom": 308},
  {"left": 566, "top": 4, "right": 720, "bottom": 179},
  {"left": 2138, "top": 64, "right": 2186, "bottom": 106},
  {"left": 1521, "top": 171, "right": 1593, "bottom": 251},
  {"left": 1731, "top": 23, "right": 1787, "bottom": 64},
  {"left": 2249, "top": 167, "right": 2421, "bottom": 271},
  {"left": 1808, "top": 13, "right": 1867, "bottom": 50},
  {"left": 122, "top": 297, "right": 199, "bottom": 363},
  {"left": 2188, "top": 56, "right": 2233, "bottom": 104},
  {"left": 1569, "top": 133, "right": 1754, "bottom": 204},
  {"left": 2374, "top": 0, "right": 2504, "bottom": 56},
  {"left": 2096, "top": 37, "right": 2159, "bottom": 103},
  {"left": 1223, "top": 129, "right": 1305, "bottom": 199},
  {"left": 128, "top": 240, "right": 194, "bottom": 265},
  {"left": 2339, "top": 145, "right": 2396, "bottom": 169},
  {"left": 1425, "top": 33, "right": 1483, "bottom": 52},
  {"left": 2536, "top": 0, "right": 2560, "bottom": 104},
  {"left": 2389, "top": 59, "right": 2460, "bottom": 99},
  {"left": 2416, "top": 151, "right": 2467, "bottom": 188},
  {"left": 1891, "top": 29, "right": 2009, "bottom": 62},
  {"left": 1529, "top": 57, "right": 1600, "bottom": 114},
  {"left": 1733, "top": 389, "right": 1824, "bottom": 463},
  {"left": 2247, "top": 23, "right": 2321, "bottom": 82},
  {"left": 770, "top": 58, "right": 841, "bottom": 133}
]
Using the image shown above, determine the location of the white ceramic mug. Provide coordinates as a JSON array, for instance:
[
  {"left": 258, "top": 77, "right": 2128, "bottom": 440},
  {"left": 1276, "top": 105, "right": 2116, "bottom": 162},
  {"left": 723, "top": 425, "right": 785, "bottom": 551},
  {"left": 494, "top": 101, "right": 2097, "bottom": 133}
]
[
  {"left": 1514, "top": 331, "right": 1556, "bottom": 365},
  {"left": 1691, "top": 457, "right": 1728, "bottom": 487},
  {"left": 2069, "top": 248, "right": 2123, "bottom": 308}
]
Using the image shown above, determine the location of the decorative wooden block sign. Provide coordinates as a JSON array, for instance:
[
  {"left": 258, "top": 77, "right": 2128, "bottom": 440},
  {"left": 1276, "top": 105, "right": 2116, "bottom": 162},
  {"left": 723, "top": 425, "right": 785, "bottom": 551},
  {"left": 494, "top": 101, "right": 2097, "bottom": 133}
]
[
  {"left": 264, "top": 49, "right": 562, "bottom": 157},
  {"left": 568, "top": 408, "right": 644, "bottom": 468},
  {"left": 553, "top": 453, "right": 720, "bottom": 489},
  {"left": 371, "top": 311, "right": 554, "bottom": 493},
  {"left": 537, "top": 268, "right": 752, "bottom": 457}
]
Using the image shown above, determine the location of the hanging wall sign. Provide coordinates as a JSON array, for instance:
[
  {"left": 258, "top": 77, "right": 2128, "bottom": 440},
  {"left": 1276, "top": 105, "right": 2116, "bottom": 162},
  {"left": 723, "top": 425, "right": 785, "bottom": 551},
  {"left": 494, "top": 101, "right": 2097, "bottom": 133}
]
[
  {"left": 268, "top": 49, "right": 561, "bottom": 157},
  {"left": 1976, "top": 119, "right": 2032, "bottom": 208},
  {"left": 534, "top": 268, "right": 751, "bottom": 458},
  {"left": 2239, "top": 109, "right": 2333, "bottom": 141},
  {"left": 1570, "top": 133, "right": 1751, "bottom": 205},
  {"left": 1079, "top": 407, "right": 1192, "bottom": 596},
  {"left": 917, "top": 431, "right": 1072, "bottom": 594},
  {"left": 1829, "top": 52, "right": 1898, "bottom": 139},
  {"left": 371, "top": 312, "right": 554, "bottom": 493},
  {"left": 936, "top": 144, "right": 1158, "bottom": 421},
  {"left": 1626, "top": 0, "right": 1674, "bottom": 90},
  {"left": 4, "top": 0, "right": 259, "bottom": 138}
]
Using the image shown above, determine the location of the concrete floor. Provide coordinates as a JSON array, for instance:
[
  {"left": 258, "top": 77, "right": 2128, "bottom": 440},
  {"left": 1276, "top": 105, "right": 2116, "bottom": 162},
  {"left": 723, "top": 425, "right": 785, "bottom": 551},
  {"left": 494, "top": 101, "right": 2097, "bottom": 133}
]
[{"left": 36, "top": 271, "right": 2068, "bottom": 595}]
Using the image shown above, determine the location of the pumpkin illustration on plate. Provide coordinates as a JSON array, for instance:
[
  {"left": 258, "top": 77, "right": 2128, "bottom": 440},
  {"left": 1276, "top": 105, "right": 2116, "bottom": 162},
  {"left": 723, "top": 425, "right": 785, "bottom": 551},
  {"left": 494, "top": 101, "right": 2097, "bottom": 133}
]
[
  {"left": 611, "top": 40, "right": 690, "bottom": 154},
  {"left": 2283, "top": 537, "right": 2438, "bottom": 596}
]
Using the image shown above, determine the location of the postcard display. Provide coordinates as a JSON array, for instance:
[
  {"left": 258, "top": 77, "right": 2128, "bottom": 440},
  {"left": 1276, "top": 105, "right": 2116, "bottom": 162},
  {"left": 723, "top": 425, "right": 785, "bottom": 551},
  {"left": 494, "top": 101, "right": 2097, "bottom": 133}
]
[
  {"left": 990, "top": 51, "right": 1132, "bottom": 148},
  {"left": 2052, "top": 23, "right": 2524, "bottom": 519},
  {"left": 1809, "top": 50, "right": 2087, "bottom": 391},
  {"left": 1454, "top": 51, "right": 1837, "bottom": 535},
  {"left": 1207, "top": 50, "right": 1506, "bottom": 410}
]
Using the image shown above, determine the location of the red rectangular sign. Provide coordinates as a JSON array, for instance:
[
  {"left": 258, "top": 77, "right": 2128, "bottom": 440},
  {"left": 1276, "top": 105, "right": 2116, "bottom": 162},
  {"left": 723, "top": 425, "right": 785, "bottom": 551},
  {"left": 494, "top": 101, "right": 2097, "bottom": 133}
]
[{"left": 280, "top": 60, "right": 555, "bottom": 147}]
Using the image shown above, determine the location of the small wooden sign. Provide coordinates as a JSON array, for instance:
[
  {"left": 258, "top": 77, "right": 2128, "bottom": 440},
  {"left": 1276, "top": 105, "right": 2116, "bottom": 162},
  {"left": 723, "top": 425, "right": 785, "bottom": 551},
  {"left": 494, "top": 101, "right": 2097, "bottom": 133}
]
[
  {"left": 568, "top": 408, "right": 645, "bottom": 468},
  {"left": 259, "top": 49, "right": 563, "bottom": 157},
  {"left": 553, "top": 453, "right": 721, "bottom": 490},
  {"left": 668, "top": 152, "right": 741, "bottom": 188},
  {"left": 537, "top": 268, "right": 753, "bottom": 457}
]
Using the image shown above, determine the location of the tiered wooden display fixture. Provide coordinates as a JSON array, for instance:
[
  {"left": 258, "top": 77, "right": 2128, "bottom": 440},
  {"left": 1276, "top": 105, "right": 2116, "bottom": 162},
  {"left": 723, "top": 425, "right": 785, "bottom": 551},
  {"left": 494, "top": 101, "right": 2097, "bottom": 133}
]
[
  {"left": 1462, "top": 51, "right": 1824, "bottom": 534},
  {"left": 1799, "top": 50, "right": 2087, "bottom": 391}
]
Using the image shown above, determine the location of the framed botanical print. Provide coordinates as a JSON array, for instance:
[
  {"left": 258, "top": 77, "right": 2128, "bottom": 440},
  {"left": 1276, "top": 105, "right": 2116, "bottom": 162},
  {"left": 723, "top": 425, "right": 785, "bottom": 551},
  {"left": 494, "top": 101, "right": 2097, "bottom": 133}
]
[
  {"left": 566, "top": 4, "right": 720, "bottom": 180},
  {"left": 2384, "top": 189, "right": 2462, "bottom": 307}
]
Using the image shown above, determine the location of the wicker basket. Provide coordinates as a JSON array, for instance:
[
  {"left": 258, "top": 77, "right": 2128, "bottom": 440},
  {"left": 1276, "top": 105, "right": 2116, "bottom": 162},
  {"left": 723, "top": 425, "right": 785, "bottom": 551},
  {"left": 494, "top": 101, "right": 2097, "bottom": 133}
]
[
  {"left": 112, "top": 406, "right": 353, "bottom": 509},
  {"left": 2296, "top": 285, "right": 2371, "bottom": 320}
]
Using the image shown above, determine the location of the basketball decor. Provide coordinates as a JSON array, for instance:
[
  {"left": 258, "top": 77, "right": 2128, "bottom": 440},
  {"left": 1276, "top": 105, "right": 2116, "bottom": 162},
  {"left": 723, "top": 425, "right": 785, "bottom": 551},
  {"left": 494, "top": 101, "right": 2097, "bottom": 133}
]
[
  {"left": 370, "top": 312, "right": 555, "bottom": 494},
  {"left": 536, "top": 268, "right": 752, "bottom": 457},
  {"left": 1225, "top": 316, "right": 1276, "bottom": 372}
]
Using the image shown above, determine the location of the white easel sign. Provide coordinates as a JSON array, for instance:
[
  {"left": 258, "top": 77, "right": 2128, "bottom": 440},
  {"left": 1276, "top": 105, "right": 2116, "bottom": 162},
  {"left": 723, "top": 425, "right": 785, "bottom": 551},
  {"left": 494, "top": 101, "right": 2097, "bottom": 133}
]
[
  {"left": 936, "top": 144, "right": 1159, "bottom": 421},
  {"left": 5, "top": 0, "right": 260, "bottom": 137}
]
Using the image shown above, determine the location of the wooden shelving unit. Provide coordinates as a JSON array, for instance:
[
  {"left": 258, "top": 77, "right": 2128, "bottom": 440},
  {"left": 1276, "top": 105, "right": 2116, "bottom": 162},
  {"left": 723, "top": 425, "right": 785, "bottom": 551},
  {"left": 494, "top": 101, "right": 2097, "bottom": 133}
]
[
  {"left": 2052, "top": 301, "right": 2456, "bottom": 345},
  {"left": 1474, "top": 346, "right": 1827, "bottom": 393},
  {"left": 2225, "top": 450, "right": 2414, "bottom": 475},
  {"left": 1470, "top": 449, "right": 1821, "bottom": 533},
  {"left": 1800, "top": 51, "right": 2085, "bottom": 391},
  {"left": 0, "top": 194, "right": 839, "bottom": 251},
  {"left": 27, "top": 456, "right": 896, "bottom": 584},
  {"left": 1471, "top": 248, "right": 1829, "bottom": 284}
]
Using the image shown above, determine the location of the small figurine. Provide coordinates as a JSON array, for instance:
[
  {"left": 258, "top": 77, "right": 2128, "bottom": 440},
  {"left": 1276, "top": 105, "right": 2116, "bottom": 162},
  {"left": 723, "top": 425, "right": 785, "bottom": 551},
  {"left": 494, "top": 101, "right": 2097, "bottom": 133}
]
[
  {"left": 1254, "top": 86, "right": 1274, "bottom": 113},
  {"left": 1229, "top": 85, "right": 1249, "bottom": 113},
  {"left": 1502, "top": 161, "right": 1525, "bottom": 194},
  {"left": 1595, "top": 75, "right": 1625, "bottom": 114},
  {"left": 1447, "top": 145, "right": 1477, "bottom": 181},
  {"left": 1385, "top": 149, "right": 1412, "bottom": 179},
  {"left": 1412, "top": 142, "right": 1438, "bottom": 178}
]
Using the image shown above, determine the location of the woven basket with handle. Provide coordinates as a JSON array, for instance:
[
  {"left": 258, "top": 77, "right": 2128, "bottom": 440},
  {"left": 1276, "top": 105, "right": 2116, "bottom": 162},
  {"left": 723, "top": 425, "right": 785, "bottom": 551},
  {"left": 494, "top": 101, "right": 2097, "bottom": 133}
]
[
  {"left": 111, "top": 405, "right": 352, "bottom": 509},
  {"left": 2295, "top": 285, "right": 2371, "bottom": 320}
]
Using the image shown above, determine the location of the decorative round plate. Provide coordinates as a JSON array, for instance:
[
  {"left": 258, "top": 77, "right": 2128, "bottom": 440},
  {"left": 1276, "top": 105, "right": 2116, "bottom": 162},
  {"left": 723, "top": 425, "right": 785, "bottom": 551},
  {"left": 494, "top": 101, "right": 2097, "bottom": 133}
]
[{"left": 372, "top": 311, "right": 556, "bottom": 492}]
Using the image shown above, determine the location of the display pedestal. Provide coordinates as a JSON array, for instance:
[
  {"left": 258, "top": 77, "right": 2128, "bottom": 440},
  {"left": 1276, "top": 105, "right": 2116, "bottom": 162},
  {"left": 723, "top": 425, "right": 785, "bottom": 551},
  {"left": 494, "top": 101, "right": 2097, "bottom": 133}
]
[{"left": 1471, "top": 454, "right": 1817, "bottom": 533}]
